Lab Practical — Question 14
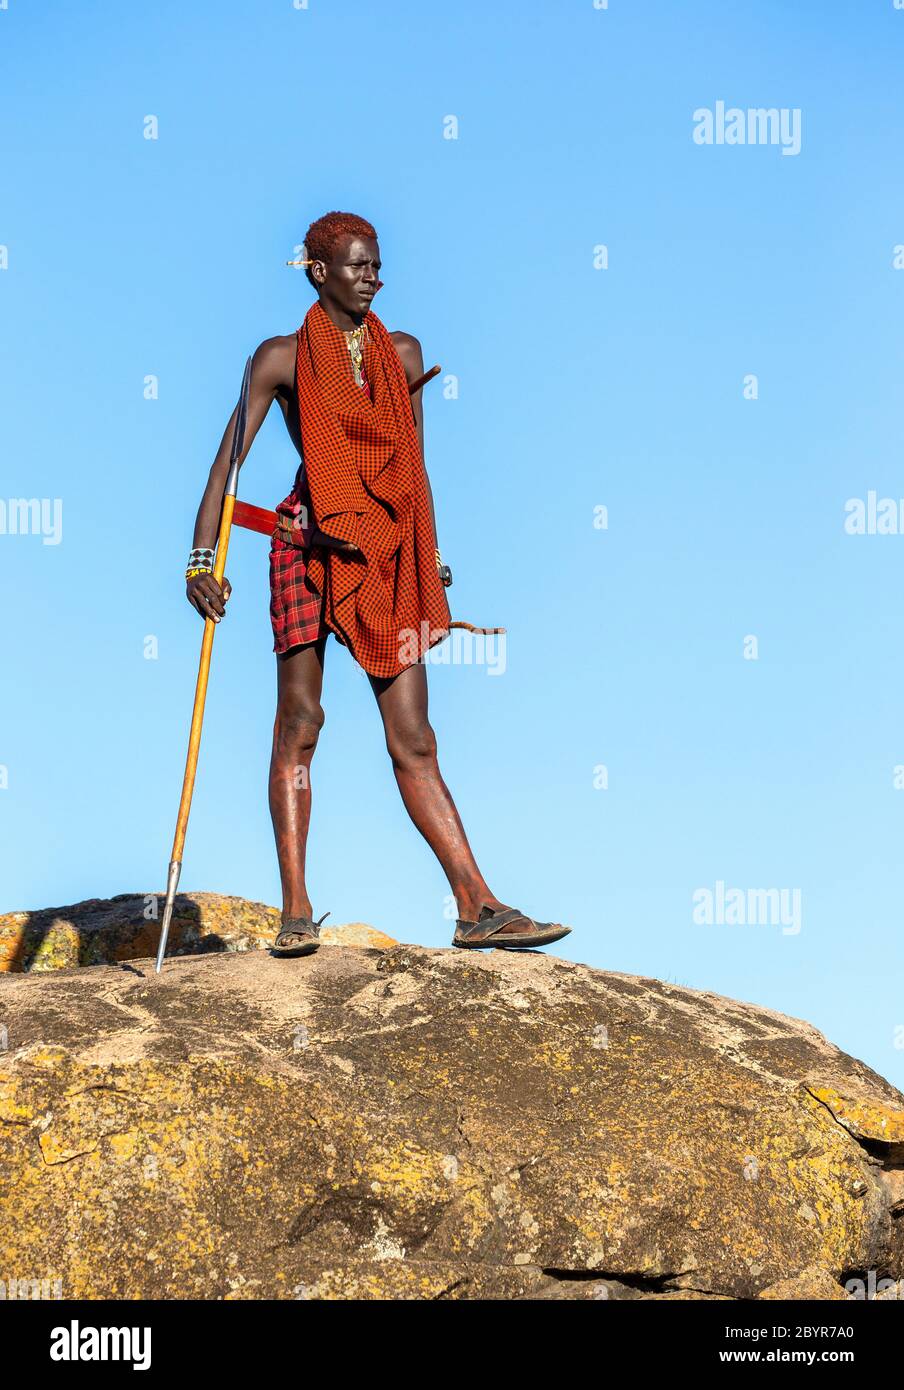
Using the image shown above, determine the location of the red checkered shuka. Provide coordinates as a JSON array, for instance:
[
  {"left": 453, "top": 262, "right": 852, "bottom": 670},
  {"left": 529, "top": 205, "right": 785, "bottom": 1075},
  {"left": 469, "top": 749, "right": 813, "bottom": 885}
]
[
  {"left": 269, "top": 531, "right": 327, "bottom": 653},
  {"left": 270, "top": 349, "right": 370, "bottom": 654},
  {"left": 272, "top": 301, "right": 450, "bottom": 677}
]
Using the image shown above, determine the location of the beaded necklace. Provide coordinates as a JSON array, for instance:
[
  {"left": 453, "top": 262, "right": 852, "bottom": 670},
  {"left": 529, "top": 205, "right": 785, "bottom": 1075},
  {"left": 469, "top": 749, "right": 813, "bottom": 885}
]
[{"left": 343, "top": 323, "right": 370, "bottom": 388}]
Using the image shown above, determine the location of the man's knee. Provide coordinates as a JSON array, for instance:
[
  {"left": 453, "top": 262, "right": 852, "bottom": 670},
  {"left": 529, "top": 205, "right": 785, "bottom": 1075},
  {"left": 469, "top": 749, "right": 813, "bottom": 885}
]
[
  {"left": 386, "top": 719, "right": 437, "bottom": 767},
  {"left": 274, "top": 691, "right": 325, "bottom": 753}
]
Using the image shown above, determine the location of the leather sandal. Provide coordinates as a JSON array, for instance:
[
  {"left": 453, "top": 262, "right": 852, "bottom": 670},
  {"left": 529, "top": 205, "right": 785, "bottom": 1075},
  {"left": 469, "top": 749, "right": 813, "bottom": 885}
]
[
  {"left": 453, "top": 906, "right": 571, "bottom": 951},
  {"left": 272, "top": 911, "right": 330, "bottom": 958}
]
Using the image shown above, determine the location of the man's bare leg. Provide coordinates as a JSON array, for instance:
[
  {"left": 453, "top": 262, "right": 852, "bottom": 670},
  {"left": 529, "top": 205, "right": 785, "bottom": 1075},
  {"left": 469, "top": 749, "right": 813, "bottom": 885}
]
[
  {"left": 369, "top": 663, "right": 566, "bottom": 939},
  {"left": 269, "top": 637, "right": 327, "bottom": 926}
]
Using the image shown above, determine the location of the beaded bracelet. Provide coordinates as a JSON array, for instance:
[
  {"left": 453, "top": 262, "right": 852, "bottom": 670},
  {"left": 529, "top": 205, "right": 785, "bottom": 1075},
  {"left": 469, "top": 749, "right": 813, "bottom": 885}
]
[
  {"left": 186, "top": 547, "right": 214, "bottom": 581},
  {"left": 435, "top": 548, "right": 452, "bottom": 588}
]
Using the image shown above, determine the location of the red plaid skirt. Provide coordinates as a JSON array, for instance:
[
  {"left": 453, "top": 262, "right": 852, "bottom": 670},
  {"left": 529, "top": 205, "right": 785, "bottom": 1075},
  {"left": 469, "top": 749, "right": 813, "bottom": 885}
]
[{"left": 269, "top": 534, "right": 328, "bottom": 653}]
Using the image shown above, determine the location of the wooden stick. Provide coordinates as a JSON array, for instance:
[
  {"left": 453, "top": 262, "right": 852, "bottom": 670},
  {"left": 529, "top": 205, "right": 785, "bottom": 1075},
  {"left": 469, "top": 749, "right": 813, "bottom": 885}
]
[
  {"left": 156, "top": 357, "right": 251, "bottom": 972},
  {"left": 154, "top": 493, "right": 236, "bottom": 973},
  {"left": 448, "top": 621, "right": 506, "bottom": 635},
  {"left": 408, "top": 363, "right": 441, "bottom": 395},
  {"left": 171, "top": 494, "right": 235, "bottom": 863}
]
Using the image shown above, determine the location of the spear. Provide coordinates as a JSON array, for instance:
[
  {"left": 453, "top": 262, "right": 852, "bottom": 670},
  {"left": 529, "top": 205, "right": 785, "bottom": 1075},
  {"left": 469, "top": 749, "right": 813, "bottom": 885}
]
[{"left": 154, "top": 356, "right": 252, "bottom": 972}]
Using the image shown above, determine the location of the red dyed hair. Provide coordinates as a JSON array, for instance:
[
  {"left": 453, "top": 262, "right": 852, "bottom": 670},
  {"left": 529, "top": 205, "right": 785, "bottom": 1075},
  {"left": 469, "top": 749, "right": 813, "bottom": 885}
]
[{"left": 303, "top": 211, "right": 378, "bottom": 288}]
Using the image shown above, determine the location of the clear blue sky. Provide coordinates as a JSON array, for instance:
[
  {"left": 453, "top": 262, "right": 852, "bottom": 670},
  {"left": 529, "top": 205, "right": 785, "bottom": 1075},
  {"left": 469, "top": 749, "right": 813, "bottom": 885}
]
[{"left": 2, "top": 0, "right": 904, "bottom": 1089}]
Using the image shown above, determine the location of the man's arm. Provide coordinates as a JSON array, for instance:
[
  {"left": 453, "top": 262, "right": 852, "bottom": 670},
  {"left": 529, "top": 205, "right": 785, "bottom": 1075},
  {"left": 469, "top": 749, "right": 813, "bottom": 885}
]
[
  {"left": 186, "top": 336, "right": 294, "bottom": 623},
  {"left": 391, "top": 330, "right": 439, "bottom": 552}
]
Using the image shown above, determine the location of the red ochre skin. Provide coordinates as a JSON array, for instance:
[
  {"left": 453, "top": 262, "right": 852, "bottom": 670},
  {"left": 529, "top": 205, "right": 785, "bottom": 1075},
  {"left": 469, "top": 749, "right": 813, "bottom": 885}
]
[{"left": 187, "top": 234, "right": 566, "bottom": 940}]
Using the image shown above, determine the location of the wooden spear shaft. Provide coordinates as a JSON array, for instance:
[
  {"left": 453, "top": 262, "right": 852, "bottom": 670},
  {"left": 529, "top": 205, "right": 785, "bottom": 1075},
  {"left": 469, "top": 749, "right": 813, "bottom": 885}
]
[{"left": 155, "top": 358, "right": 251, "bottom": 973}]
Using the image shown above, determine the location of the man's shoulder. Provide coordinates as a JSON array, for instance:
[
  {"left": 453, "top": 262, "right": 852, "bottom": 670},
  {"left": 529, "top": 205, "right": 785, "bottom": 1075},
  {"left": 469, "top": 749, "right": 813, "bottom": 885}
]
[
  {"left": 254, "top": 332, "right": 298, "bottom": 359},
  {"left": 251, "top": 333, "right": 297, "bottom": 387},
  {"left": 389, "top": 329, "right": 422, "bottom": 352},
  {"left": 388, "top": 329, "right": 424, "bottom": 380}
]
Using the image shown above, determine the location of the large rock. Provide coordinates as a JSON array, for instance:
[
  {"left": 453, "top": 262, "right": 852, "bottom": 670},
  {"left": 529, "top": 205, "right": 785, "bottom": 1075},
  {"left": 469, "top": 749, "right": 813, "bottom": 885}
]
[
  {"left": 0, "top": 935, "right": 902, "bottom": 1300},
  {"left": 0, "top": 892, "right": 396, "bottom": 971}
]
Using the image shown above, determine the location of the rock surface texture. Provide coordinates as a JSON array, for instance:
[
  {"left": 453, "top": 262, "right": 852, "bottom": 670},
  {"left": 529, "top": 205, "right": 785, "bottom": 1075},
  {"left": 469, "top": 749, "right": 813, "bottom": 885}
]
[
  {"left": 0, "top": 892, "right": 395, "bottom": 971},
  {"left": 0, "top": 912, "right": 902, "bottom": 1300}
]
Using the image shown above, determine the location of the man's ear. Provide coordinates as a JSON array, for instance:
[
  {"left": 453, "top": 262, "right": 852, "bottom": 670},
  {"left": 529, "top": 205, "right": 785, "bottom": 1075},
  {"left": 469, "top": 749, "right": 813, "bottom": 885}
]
[{"left": 311, "top": 259, "right": 327, "bottom": 286}]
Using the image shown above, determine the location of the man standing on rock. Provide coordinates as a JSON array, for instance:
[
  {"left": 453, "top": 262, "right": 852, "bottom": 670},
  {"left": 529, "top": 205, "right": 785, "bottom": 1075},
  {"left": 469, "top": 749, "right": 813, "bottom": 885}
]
[{"left": 185, "top": 211, "right": 570, "bottom": 957}]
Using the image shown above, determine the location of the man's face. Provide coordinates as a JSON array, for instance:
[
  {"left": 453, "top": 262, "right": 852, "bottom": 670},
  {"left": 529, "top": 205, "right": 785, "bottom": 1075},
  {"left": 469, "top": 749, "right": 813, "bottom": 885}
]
[{"left": 314, "top": 236, "right": 381, "bottom": 316}]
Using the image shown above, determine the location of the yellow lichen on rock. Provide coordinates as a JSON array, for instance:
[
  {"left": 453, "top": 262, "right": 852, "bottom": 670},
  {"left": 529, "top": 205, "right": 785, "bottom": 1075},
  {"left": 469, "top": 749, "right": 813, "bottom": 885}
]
[
  {"left": 809, "top": 1084, "right": 904, "bottom": 1145},
  {"left": 0, "top": 938, "right": 901, "bottom": 1299}
]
